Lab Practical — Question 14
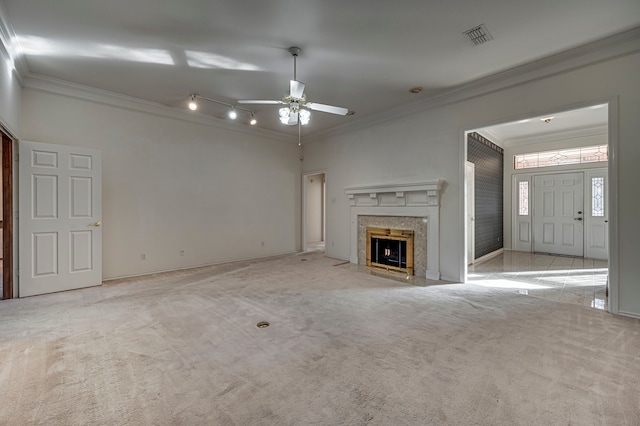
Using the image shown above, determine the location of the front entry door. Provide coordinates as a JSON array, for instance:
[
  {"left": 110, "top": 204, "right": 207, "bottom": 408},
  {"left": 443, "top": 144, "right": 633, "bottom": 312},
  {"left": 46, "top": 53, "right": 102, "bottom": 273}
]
[
  {"left": 19, "top": 141, "right": 102, "bottom": 297},
  {"left": 533, "top": 172, "right": 584, "bottom": 256}
]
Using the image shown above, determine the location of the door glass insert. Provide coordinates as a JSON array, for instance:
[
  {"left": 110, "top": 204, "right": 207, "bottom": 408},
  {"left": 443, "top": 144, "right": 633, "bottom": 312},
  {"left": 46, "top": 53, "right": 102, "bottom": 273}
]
[
  {"left": 514, "top": 145, "right": 608, "bottom": 169},
  {"left": 518, "top": 181, "right": 529, "bottom": 216},
  {"left": 591, "top": 177, "right": 605, "bottom": 217}
]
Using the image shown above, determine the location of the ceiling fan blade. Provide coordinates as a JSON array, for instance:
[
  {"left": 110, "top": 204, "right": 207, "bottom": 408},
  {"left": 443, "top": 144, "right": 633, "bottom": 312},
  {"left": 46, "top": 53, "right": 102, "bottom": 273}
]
[
  {"left": 287, "top": 110, "right": 299, "bottom": 125},
  {"left": 289, "top": 80, "right": 305, "bottom": 99},
  {"left": 237, "top": 100, "right": 282, "bottom": 105},
  {"left": 306, "top": 102, "right": 349, "bottom": 115}
]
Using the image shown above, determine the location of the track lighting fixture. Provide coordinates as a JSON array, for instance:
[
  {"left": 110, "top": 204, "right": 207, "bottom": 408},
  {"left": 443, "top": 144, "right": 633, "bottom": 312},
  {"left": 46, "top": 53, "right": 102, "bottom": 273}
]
[{"left": 187, "top": 94, "right": 256, "bottom": 125}]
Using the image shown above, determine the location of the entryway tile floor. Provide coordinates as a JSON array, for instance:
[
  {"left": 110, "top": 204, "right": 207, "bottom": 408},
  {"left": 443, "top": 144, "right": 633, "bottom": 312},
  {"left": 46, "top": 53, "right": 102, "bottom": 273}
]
[{"left": 467, "top": 251, "right": 608, "bottom": 311}]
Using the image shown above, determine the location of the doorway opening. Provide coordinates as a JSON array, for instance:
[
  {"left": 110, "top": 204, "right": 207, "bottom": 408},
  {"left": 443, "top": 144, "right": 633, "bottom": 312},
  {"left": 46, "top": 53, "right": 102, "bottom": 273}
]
[
  {"left": 304, "top": 172, "right": 326, "bottom": 253},
  {"left": 463, "top": 102, "right": 611, "bottom": 311},
  {"left": 1, "top": 128, "right": 14, "bottom": 300}
]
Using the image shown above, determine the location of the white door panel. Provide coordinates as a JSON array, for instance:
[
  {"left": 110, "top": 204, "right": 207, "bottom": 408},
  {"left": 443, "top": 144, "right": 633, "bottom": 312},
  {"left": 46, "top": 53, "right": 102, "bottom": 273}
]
[
  {"left": 534, "top": 172, "right": 584, "bottom": 256},
  {"left": 19, "top": 141, "right": 102, "bottom": 297}
]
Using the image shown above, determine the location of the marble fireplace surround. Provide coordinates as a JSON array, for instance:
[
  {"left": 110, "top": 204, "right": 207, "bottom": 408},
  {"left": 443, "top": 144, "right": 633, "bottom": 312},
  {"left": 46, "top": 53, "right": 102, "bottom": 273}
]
[{"left": 345, "top": 181, "right": 443, "bottom": 280}]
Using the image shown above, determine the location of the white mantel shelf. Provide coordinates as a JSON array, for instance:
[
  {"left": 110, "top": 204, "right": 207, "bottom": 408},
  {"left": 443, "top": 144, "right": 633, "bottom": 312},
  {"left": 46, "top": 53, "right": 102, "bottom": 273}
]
[
  {"left": 345, "top": 180, "right": 445, "bottom": 280},
  {"left": 345, "top": 180, "right": 443, "bottom": 207}
]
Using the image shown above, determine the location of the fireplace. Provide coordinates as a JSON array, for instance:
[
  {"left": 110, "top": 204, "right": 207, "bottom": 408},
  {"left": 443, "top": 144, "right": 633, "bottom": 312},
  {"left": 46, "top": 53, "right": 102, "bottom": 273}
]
[
  {"left": 366, "top": 227, "right": 414, "bottom": 275},
  {"left": 345, "top": 180, "right": 443, "bottom": 280}
]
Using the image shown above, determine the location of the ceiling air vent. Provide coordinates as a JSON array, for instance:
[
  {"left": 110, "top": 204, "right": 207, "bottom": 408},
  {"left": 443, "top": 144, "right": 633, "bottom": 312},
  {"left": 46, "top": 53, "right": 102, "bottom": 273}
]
[{"left": 463, "top": 24, "right": 493, "bottom": 46}]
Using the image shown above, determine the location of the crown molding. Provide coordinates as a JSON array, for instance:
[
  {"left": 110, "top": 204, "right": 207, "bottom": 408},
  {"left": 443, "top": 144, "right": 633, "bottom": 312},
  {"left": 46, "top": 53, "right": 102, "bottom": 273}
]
[
  {"left": 502, "top": 124, "right": 608, "bottom": 148},
  {"left": 474, "top": 129, "right": 504, "bottom": 147},
  {"left": 0, "top": 1, "right": 28, "bottom": 83},
  {"left": 306, "top": 27, "right": 640, "bottom": 143},
  {"left": 23, "top": 74, "right": 297, "bottom": 144}
]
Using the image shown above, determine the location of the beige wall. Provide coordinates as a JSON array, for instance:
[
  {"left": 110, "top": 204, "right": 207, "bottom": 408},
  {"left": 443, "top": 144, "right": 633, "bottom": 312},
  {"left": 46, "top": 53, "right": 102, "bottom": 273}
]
[
  {"left": 303, "top": 52, "right": 640, "bottom": 317},
  {"left": 20, "top": 88, "right": 301, "bottom": 280}
]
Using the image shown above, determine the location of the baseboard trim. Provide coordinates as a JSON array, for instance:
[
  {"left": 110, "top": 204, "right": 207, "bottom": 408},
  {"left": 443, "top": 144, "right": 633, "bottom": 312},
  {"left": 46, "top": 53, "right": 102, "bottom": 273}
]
[
  {"left": 102, "top": 251, "right": 298, "bottom": 283},
  {"left": 471, "top": 248, "right": 504, "bottom": 266},
  {"left": 617, "top": 310, "right": 640, "bottom": 320}
]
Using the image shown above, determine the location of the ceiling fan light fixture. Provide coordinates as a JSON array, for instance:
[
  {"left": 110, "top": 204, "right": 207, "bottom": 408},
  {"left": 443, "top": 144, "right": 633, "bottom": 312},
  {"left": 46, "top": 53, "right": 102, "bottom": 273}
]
[
  {"left": 237, "top": 46, "right": 349, "bottom": 126},
  {"left": 279, "top": 107, "right": 290, "bottom": 124},
  {"left": 299, "top": 109, "right": 310, "bottom": 125}
]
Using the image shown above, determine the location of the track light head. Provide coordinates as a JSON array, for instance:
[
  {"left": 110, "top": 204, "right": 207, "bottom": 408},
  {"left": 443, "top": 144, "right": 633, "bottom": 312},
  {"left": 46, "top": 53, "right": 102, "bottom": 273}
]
[{"left": 187, "top": 94, "right": 254, "bottom": 126}]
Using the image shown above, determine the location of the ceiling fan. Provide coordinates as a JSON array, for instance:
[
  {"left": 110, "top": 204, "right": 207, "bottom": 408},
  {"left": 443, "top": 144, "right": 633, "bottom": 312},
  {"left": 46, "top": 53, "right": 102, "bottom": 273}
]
[{"left": 238, "top": 47, "right": 349, "bottom": 126}]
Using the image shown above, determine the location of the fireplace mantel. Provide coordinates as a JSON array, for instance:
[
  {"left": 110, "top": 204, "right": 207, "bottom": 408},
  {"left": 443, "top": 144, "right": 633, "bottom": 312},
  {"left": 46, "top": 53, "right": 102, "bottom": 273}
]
[
  {"left": 345, "top": 180, "right": 443, "bottom": 207},
  {"left": 345, "top": 180, "right": 444, "bottom": 280}
]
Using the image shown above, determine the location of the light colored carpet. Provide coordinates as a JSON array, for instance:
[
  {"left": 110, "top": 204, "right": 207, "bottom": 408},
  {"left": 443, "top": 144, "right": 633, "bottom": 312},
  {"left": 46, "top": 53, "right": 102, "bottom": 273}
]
[{"left": 1, "top": 252, "right": 639, "bottom": 425}]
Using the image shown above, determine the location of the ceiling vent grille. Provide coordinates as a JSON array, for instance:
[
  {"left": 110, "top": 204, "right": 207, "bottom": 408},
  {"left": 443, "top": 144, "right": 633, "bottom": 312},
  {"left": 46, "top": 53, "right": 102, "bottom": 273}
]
[{"left": 463, "top": 24, "right": 493, "bottom": 45}]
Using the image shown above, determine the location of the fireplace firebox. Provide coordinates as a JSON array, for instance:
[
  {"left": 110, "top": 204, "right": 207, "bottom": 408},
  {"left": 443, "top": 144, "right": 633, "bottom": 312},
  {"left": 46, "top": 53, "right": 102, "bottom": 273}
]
[{"left": 366, "top": 227, "right": 414, "bottom": 275}]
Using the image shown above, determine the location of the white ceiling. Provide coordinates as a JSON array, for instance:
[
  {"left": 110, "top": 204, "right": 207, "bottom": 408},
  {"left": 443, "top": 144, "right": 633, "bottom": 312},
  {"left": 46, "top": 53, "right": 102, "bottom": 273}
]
[
  {"left": 475, "top": 104, "right": 609, "bottom": 147},
  {"left": 3, "top": 0, "right": 639, "bottom": 136}
]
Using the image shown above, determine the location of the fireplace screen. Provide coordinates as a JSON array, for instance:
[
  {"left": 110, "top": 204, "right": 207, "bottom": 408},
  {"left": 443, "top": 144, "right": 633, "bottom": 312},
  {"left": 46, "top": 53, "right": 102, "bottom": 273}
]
[
  {"left": 366, "top": 227, "right": 414, "bottom": 275},
  {"left": 371, "top": 237, "right": 407, "bottom": 269}
]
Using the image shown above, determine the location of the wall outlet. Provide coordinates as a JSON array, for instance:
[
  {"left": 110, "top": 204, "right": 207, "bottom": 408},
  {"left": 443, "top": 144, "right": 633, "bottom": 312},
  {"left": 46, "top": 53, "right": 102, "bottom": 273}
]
[
  {"left": 141, "top": 253, "right": 147, "bottom": 261},
  {"left": 179, "top": 249, "right": 185, "bottom": 256}
]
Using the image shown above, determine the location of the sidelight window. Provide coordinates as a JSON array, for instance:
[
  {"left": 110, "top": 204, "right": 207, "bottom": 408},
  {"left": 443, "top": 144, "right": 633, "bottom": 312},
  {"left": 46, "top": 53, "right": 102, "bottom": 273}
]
[
  {"left": 592, "top": 177, "right": 605, "bottom": 217},
  {"left": 518, "top": 181, "right": 529, "bottom": 216}
]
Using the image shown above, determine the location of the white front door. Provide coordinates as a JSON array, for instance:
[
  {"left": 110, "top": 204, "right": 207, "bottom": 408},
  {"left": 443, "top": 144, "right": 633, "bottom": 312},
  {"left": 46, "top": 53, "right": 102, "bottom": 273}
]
[
  {"left": 533, "top": 172, "right": 584, "bottom": 256},
  {"left": 465, "top": 161, "right": 475, "bottom": 264},
  {"left": 19, "top": 141, "right": 102, "bottom": 297}
]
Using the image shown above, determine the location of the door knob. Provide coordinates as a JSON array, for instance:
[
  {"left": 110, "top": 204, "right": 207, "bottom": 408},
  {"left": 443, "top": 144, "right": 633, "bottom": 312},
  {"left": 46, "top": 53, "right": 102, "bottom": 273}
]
[
  {"left": 574, "top": 218, "right": 583, "bottom": 221},
  {"left": 90, "top": 221, "right": 102, "bottom": 227}
]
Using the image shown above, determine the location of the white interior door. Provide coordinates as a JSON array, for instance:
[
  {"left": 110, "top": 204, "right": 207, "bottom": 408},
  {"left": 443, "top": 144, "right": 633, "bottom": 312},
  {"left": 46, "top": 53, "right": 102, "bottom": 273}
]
[
  {"left": 19, "top": 141, "right": 102, "bottom": 297},
  {"left": 465, "top": 161, "right": 475, "bottom": 264},
  {"left": 533, "top": 172, "right": 584, "bottom": 256},
  {"left": 585, "top": 168, "right": 609, "bottom": 260}
]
